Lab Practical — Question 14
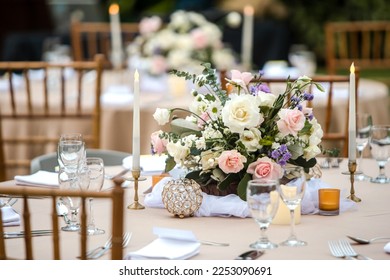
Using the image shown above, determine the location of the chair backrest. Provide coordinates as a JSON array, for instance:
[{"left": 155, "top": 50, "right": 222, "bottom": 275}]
[
  {"left": 30, "top": 149, "right": 131, "bottom": 174},
  {"left": 0, "top": 179, "right": 124, "bottom": 260},
  {"left": 0, "top": 54, "right": 104, "bottom": 181},
  {"left": 325, "top": 21, "right": 390, "bottom": 74},
  {"left": 71, "top": 21, "right": 139, "bottom": 69},
  {"left": 252, "top": 74, "right": 359, "bottom": 157}
]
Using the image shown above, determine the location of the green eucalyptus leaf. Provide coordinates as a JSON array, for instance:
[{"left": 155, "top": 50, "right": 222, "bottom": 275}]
[{"left": 164, "top": 156, "right": 176, "bottom": 173}]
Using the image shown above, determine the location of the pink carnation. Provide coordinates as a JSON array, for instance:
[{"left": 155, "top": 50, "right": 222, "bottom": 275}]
[
  {"left": 247, "top": 157, "right": 283, "bottom": 180},
  {"left": 218, "top": 150, "right": 247, "bottom": 174}
]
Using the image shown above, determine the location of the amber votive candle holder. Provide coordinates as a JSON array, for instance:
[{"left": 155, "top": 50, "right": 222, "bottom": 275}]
[
  {"left": 152, "top": 173, "right": 170, "bottom": 187},
  {"left": 318, "top": 188, "right": 340, "bottom": 216}
]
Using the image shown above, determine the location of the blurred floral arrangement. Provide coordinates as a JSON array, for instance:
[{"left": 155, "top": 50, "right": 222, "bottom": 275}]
[
  {"left": 127, "top": 10, "right": 238, "bottom": 76},
  {"left": 151, "top": 63, "right": 325, "bottom": 200}
]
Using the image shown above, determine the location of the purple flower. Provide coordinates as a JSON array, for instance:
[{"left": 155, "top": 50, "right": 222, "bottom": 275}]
[
  {"left": 303, "top": 92, "right": 314, "bottom": 101},
  {"left": 259, "top": 83, "right": 271, "bottom": 93}
]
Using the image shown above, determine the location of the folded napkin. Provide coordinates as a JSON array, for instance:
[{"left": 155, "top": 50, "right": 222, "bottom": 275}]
[
  {"left": 144, "top": 177, "right": 357, "bottom": 217},
  {"left": 384, "top": 242, "right": 390, "bottom": 254},
  {"left": 124, "top": 227, "right": 200, "bottom": 260},
  {"left": 122, "top": 155, "right": 168, "bottom": 175},
  {"left": 14, "top": 171, "right": 59, "bottom": 188},
  {"left": 143, "top": 177, "right": 250, "bottom": 218},
  {"left": 0, "top": 205, "right": 21, "bottom": 226},
  {"left": 101, "top": 85, "right": 133, "bottom": 107}
]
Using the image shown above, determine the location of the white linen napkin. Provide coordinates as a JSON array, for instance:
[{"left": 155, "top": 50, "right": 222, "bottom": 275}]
[
  {"left": 14, "top": 171, "right": 59, "bottom": 188},
  {"left": 124, "top": 227, "right": 200, "bottom": 260},
  {"left": 143, "top": 177, "right": 250, "bottom": 218},
  {"left": 144, "top": 177, "right": 357, "bottom": 217},
  {"left": 0, "top": 205, "right": 21, "bottom": 226},
  {"left": 384, "top": 242, "right": 390, "bottom": 254}
]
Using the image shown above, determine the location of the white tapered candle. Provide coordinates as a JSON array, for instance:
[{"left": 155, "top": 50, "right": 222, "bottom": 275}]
[
  {"left": 132, "top": 70, "right": 140, "bottom": 170},
  {"left": 241, "top": 5, "right": 254, "bottom": 71},
  {"left": 348, "top": 63, "right": 356, "bottom": 161},
  {"left": 109, "top": 3, "right": 123, "bottom": 70}
]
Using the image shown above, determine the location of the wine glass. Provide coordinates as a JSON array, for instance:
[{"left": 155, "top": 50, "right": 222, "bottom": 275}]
[
  {"left": 355, "top": 113, "right": 372, "bottom": 181},
  {"left": 83, "top": 157, "right": 105, "bottom": 235},
  {"left": 246, "top": 179, "right": 280, "bottom": 249},
  {"left": 278, "top": 165, "right": 307, "bottom": 247},
  {"left": 369, "top": 125, "right": 390, "bottom": 184},
  {"left": 58, "top": 167, "right": 81, "bottom": 232}
]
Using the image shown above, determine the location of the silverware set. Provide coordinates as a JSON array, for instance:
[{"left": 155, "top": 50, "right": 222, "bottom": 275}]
[
  {"left": 3, "top": 229, "right": 53, "bottom": 239},
  {"left": 85, "top": 231, "right": 132, "bottom": 259},
  {"left": 328, "top": 239, "right": 372, "bottom": 260}
]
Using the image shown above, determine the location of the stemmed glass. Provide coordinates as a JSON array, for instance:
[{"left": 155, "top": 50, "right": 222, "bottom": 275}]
[
  {"left": 369, "top": 125, "right": 390, "bottom": 184},
  {"left": 246, "top": 179, "right": 280, "bottom": 249},
  {"left": 57, "top": 133, "right": 85, "bottom": 231},
  {"left": 58, "top": 167, "right": 82, "bottom": 231},
  {"left": 278, "top": 166, "right": 307, "bottom": 247},
  {"left": 355, "top": 113, "right": 372, "bottom": 181},
  {"left": 82, "top": 157, "right": 105, "bottom": 235}
]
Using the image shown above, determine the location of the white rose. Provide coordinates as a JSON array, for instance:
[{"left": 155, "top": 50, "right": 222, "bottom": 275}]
[
  {"left": 153, "top": 108, "right": 171, "bottom": 125},
  {"left": 240, "top": 128, "right": 262, "bottom": 152},
  {"left": 257, "top": 92, "right": 276, "bottom": 107},
  {"left": 226, "top": 12, "right": 241, "bottom": 28},
  {"left": 303, "top": 145, "right": 321, "bottom": 160},
  {"left": 222, "top": 94, "right": 263, "bottom": 134},
  {"left": 166, "top": 141, "right": 190, "bottom": 165},
  {"left": 309, "top": 118, "right": 323, "bottom": 146}
]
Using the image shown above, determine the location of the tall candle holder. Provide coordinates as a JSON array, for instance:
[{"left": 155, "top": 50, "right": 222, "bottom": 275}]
[
  {"left": 347, "top": 160, "right": 361, "bottom": 202},
  {"left": 127, "top": 169, "right": 146, "bottom": 210}
]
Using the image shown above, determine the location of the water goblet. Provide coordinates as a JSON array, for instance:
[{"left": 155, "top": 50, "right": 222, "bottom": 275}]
[
  {"left": 355, "top": 113, "right": 372, "bottom": 181},
  {"left": 278, "top": 166, "right": 307, "bottom": 247},
  {"left": 58, "top": 167, "right": 81, "bottom": 232},
  {"left": 247, "top": 179, "right": 280, "bottom": 250},
  {"left": 369, "top": 125, "right": 390, "bottom": 184},
  {"left": 57, "top": 133, "right": 85, "bottom": 173},
  {"left": 83, "top": 157, "right": 105, "bottom": 235}
]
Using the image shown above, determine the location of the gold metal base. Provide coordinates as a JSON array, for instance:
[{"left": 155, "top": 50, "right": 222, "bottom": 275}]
[
  {"left": 127, "top": 201, "right": 145, "bottom": 210},
  {"left": 127, "top": 169, "right": 146, "bottom": 210},
  {"left": 347, "top": 161, "right": 361, "bottom": 202}
]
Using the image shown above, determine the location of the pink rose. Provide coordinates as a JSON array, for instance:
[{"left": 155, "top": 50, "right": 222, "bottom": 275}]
[
  {"left": 139, "top": 16, "right": 162, "bottom": 34},
  {"left": 247, "top": 157, "right": 283, "bottom": 180},
  {"left": 230, "top": 69, "right": 253, "bottom": 86},
  {"left": 150, "top": 131, "right": 167, "bottom": 155},
  {"left": 191, "top": 28, "right": 209, "bottom": 49},
  {"left": 276, "top": 108, "right": 305, "bottom": 137},
  {"left": 218, "top": 150, "right": 247, "bottom": 174}
]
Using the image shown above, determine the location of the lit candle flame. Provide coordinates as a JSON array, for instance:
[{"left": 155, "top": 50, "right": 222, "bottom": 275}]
[
  {"left": 350, "top": 62, "right": 355, "bottom": 74},
  {"left": 244, "top": 5, "right": 254, "bottom": 16},
  {"left": 109, "top": 3, "right": 119, "bottom": 15}
]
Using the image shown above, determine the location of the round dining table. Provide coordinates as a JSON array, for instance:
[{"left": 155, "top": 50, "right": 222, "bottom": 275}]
[{"left": 1, "top": 158, "right": 389, "bottom": 260}]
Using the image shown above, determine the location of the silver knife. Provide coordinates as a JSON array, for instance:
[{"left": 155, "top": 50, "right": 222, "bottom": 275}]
[
  {"left": 235, "top": 250, "right": 264, "bottom": 260},
  {"left": 3, "top": 230, "right": 53, "bottom": 239}
]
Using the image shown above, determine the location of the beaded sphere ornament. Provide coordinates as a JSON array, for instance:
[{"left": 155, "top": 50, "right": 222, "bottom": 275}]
[{"left": 162, "top": 178, "right": 203, "bottom": 218}]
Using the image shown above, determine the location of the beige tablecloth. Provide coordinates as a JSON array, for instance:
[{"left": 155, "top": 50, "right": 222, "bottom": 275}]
[{"left": 1, "top": 158, "right": 389, "bottom": 260}]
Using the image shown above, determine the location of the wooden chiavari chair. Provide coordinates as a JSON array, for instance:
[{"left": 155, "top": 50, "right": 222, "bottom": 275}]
[
  {"left": 0, "top": 54, "right": 104, "bottom": 181},
  {"left": 0, "top": 179, "right": 124, "bottom": 260}
]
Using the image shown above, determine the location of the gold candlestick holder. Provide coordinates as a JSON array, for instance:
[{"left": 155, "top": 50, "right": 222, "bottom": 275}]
[
  {"left": 347, "top": 160, "right": 361, "bottom": 202},
  {"left": 127, "top": 169, "right": 146, "bottom": 210}
]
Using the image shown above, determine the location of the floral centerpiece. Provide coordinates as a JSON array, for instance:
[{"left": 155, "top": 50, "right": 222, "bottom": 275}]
[
  {"left": 151, "top": 63, "right": 325, "bottom": 200},
  {"left": 127, "top": 10, "right": 238, "bottom": 76}
]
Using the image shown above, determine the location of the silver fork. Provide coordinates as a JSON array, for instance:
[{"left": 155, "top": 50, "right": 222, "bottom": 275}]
[
  {"left": 90, "top": 232, "right": 132, "bottom": 259},
  {"left": 338, "top": 239, "right": 372, "bottom": 260},
  {"left": 86, "top": 235, "right": 112, "bottom": 259},
  {"left": 328, "top": 240, "right": 355, "bottom": 260}
]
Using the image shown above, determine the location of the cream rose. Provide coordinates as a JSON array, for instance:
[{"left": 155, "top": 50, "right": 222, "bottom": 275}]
[
  {"left": 276, "top": 108, "right": 305, "bottom": 137},
  {"left": 247, "top": 157, "right": 283, "bottom": 180}
]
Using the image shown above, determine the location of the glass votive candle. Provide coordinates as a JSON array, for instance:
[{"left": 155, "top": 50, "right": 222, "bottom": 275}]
[
  {"left": 318, "top": 188, "right": 340, "bottom": 216},
  {"left": 152, "top": 173, "right": 170, "bottom": 187}
]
